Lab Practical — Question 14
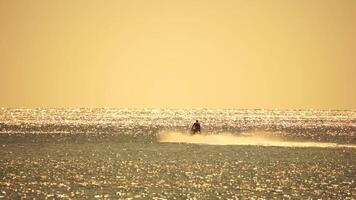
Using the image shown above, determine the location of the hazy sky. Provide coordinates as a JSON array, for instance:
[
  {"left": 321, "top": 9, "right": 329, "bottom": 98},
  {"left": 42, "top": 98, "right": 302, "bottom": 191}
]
[{"left": 1, "top": 0, "right": 355, "bottom": 109}]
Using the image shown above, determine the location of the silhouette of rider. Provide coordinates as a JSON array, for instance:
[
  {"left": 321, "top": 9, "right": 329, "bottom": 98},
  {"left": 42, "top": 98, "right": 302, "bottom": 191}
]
[{"left": 191, "top": 120, "right": 201, "bottom": 134}]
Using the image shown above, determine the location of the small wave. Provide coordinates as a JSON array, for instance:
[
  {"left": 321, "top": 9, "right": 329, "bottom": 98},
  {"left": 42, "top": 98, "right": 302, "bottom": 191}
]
[{"left": 158, "top": 131, "right": 356, "bottom": 148}]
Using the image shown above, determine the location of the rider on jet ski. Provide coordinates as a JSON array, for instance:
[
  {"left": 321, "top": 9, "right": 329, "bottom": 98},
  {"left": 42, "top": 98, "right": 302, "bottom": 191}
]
[{"left": 191, "top": 120, "right": 201, "bottom": 134}]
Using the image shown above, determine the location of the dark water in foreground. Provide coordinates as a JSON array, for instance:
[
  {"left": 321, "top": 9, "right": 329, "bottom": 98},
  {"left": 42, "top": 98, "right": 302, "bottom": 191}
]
[{"left": 0, "top": 109, "right": 355, "bottom": 199}]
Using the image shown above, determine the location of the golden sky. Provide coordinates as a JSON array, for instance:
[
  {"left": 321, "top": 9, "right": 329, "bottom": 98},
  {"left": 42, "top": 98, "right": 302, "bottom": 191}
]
[{"left": 1, "top": 0, "right": 355, "bottom": 109}]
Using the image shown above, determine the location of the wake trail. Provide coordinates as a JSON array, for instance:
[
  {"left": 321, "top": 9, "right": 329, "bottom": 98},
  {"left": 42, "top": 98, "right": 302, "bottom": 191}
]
[{"left": 158, "top": 131, "right": 356, "bottom": 148}]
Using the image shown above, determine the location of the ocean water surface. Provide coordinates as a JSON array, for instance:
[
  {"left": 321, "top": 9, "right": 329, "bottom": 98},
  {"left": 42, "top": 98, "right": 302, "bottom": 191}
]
[
  {"left": 0, "top": 108, "right": 355, "bottom": 199},
  {"left": 0, "top": 108, "right": 355, "bottom": 143}
]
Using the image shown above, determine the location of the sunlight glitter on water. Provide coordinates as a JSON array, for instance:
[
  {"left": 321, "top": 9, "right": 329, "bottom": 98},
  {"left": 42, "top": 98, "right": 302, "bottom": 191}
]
[{"left": 0, "top": 108, "right": 355, "bottom": 143}]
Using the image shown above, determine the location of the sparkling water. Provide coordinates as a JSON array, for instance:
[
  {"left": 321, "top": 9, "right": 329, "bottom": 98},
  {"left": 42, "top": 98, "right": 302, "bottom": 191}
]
[{"left": 0, "top": 108, "right": 355, "bottom": 143}]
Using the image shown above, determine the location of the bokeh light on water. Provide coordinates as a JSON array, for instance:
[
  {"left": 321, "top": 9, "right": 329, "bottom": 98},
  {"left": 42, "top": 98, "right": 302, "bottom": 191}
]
[
  {"left": 0, "top": 108, "right": 355, "bottom": 199},
  {"left": 0, "top": 108, "right": 355, "bottom": 143}
]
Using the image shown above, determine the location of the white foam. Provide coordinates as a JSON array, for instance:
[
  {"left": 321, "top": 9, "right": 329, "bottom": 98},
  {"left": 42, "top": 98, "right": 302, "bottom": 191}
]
[{"left": 158, "top": 131, "right": 356, "bottom": 148}]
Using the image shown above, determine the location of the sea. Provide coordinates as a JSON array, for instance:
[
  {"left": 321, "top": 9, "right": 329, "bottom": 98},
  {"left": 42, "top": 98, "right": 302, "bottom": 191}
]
[
  {"left": 0, "top": 108, "right": 355, "bottom": 199},
  {"left": 0, "top": 108, "right": 355, "bottom": 144}
]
